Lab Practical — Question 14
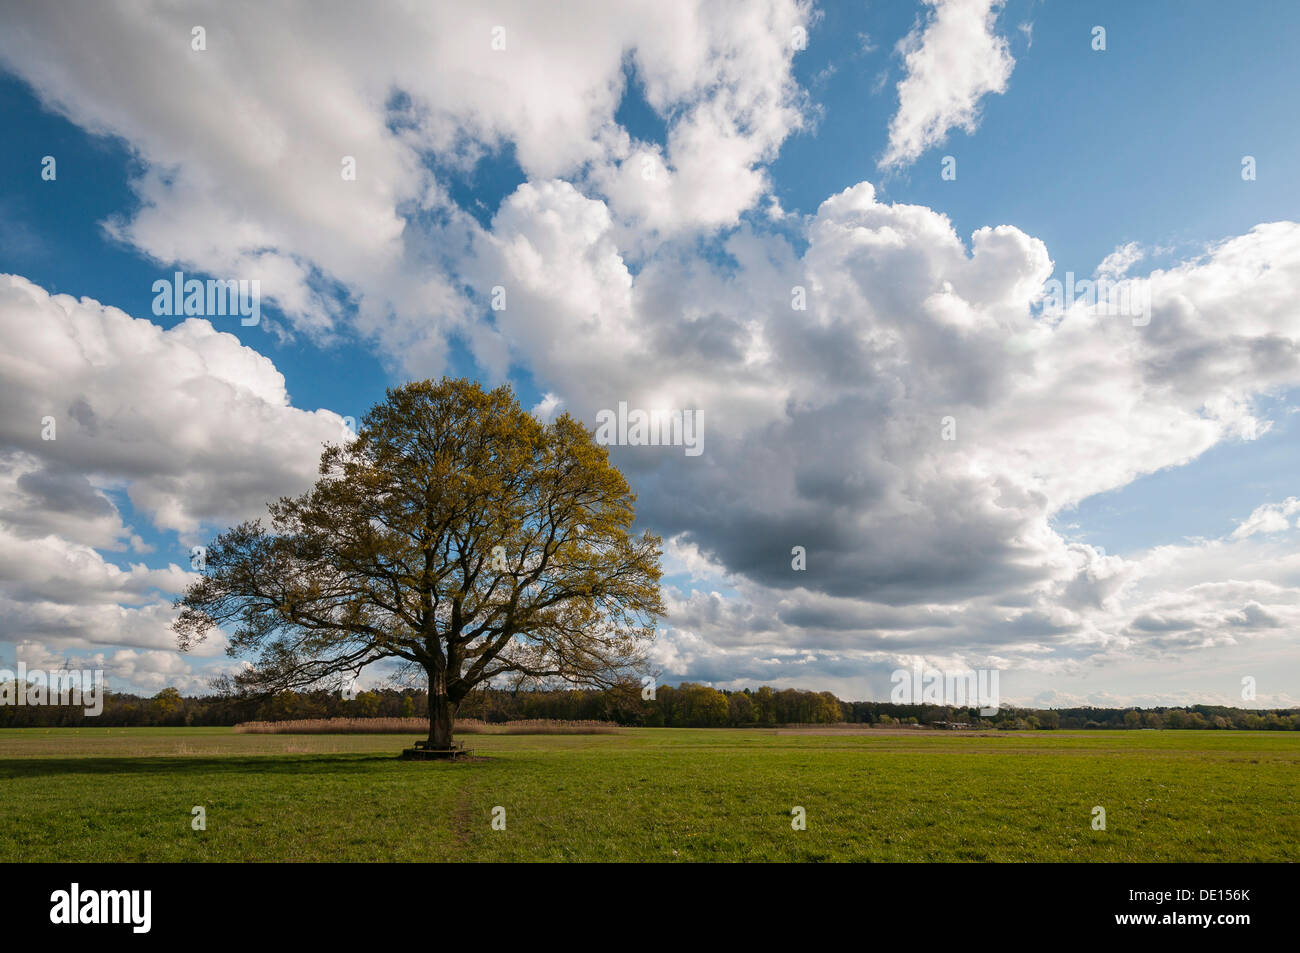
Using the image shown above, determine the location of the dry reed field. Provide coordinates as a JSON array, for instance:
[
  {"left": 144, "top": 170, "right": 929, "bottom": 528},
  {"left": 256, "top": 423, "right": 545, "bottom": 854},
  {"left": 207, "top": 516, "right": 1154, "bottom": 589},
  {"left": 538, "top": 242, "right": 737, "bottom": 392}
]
[{"left": 232, "top": 717, "right": 622, "bottom": 735}]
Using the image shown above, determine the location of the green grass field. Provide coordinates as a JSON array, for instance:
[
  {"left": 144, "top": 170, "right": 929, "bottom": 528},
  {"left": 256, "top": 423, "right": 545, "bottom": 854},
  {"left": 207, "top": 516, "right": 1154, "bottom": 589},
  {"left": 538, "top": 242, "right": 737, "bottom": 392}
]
[{"left": 1, "top": 727, "right": 1296, "bottom": 862}]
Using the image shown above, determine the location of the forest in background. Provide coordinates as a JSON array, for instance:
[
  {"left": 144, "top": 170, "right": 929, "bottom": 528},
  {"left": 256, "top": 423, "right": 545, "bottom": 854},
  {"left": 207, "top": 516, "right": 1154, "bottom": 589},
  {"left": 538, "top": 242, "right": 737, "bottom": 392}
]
[{"left": 2, "top": 680, "right": 1296, "bottom": 730}]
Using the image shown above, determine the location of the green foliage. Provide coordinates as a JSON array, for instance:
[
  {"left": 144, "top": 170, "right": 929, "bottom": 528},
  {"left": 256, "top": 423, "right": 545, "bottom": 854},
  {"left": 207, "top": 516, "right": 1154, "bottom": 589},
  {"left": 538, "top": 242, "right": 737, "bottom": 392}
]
[{"left": 150, "top": 688, "right": 183, "bottom": 723}]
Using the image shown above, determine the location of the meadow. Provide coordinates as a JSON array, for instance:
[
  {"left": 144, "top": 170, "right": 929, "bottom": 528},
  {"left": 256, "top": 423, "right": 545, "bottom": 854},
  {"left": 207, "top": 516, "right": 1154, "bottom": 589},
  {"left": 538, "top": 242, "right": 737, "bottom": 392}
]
[{"left": 0, "top": 727, "right": 1295, "bottom": 862}]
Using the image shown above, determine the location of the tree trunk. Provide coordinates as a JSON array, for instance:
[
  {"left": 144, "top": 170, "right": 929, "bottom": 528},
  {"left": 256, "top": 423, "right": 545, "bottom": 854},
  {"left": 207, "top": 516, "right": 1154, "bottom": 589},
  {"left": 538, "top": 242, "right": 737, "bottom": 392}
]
[
  {"left": 427, "top": 670, "right": 457, "bottom": 747},
  {"left": 428, "top": 696, "right": 457, "bottom": 747}
]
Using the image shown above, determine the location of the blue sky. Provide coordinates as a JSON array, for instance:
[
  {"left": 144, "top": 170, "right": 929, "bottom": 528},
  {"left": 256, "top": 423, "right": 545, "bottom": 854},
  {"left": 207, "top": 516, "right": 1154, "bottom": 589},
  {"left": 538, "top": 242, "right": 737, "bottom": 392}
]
[{"left": 1, "top": 0, "right": 1298, "bottom": 708}]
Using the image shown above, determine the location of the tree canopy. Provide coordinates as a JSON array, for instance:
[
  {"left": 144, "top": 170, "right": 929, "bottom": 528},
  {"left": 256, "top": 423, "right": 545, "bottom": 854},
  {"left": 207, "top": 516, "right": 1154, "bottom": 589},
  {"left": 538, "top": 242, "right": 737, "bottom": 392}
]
[{"left": 175, "top": 378, "right": 664, "bottom": 747}]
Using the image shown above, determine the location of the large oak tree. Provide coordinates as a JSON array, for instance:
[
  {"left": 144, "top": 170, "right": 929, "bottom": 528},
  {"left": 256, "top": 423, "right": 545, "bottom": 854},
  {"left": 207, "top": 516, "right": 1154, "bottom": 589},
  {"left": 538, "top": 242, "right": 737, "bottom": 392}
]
[{"left": 175, "top": 378, "right": 664, "bottom": 747}]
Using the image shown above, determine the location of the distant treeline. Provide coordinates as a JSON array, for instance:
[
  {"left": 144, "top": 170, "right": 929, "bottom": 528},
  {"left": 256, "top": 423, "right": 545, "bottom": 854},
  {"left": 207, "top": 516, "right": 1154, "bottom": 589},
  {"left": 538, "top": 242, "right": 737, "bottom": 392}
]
[{"left": 2, "top": 680, "right": 1297, "bottom": 730}]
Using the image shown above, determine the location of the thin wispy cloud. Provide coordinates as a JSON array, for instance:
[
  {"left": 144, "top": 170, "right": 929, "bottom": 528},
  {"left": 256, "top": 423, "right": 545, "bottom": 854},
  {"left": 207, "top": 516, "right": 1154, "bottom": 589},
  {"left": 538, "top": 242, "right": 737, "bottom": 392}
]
[{"left": 879, "top": 0, "right": 1015, "bottom": 169}]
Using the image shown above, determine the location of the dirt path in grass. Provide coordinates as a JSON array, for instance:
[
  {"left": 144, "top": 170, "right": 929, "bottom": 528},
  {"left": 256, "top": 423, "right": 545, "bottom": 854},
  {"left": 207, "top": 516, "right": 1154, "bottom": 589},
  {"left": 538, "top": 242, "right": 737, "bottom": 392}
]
[{"left": 452, "top": 784, "right": 476, "bottom": 852}]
